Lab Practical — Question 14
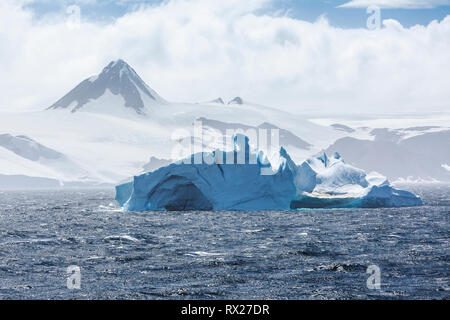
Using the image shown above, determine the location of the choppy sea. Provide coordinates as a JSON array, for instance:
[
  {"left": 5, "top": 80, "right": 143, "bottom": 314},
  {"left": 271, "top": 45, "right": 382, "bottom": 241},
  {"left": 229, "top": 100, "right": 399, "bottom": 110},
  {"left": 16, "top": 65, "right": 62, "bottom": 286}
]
[{"left": 0, "top": 184, "right": 448, "bottom": 299}]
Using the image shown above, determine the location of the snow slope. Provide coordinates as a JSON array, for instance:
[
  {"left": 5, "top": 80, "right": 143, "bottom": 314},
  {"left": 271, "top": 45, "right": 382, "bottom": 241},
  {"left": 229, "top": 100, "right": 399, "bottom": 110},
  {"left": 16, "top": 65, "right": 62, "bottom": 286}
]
[{"left": 0, "top": 134, "right": 96, "bottom": 184}]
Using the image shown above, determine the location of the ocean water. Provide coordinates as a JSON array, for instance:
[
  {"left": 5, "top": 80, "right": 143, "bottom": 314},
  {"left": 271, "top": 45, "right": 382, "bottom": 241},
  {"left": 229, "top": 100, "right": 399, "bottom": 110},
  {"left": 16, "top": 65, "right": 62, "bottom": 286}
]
[{"left": 0, "top": 184, "right": 448, "bottom": 300}]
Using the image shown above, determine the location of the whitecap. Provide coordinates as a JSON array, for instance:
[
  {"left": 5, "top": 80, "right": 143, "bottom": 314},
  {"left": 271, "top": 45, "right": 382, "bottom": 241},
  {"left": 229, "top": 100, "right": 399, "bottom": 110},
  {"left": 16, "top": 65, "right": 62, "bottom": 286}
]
[
  {"left": 95, "top": 205, "right": 123, "bottom": 213},
  {"left": 1, "top": 238, "right": 55, "bottom": 245},
  {"left": 187, "top": 251, "right": 225, "bottom": 257},
  {"left": 86, "top": 255, "right": 105, "bottom": 261},
  {"left": 104, "top": 235, "right": 140, "bottom": 242},
  {"left": 243, "top": 229, "right": 264, "bottom": 233}
]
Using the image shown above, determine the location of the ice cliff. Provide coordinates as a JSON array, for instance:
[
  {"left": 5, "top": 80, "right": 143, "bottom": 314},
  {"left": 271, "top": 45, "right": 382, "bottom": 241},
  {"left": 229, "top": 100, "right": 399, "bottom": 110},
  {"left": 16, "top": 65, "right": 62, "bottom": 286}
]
[{"left": 116, "top": 135, "right": 422, "bottom": 211}]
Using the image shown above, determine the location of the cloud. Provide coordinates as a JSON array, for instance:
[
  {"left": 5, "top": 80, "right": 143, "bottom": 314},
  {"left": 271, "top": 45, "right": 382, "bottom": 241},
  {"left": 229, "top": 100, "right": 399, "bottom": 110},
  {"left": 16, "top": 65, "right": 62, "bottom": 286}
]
[
  {"left": 339, "top": 0, "right": 450, "bottom": 9},
  {"left": 0, "top": 0, "right": 449, "bottom": 115}
]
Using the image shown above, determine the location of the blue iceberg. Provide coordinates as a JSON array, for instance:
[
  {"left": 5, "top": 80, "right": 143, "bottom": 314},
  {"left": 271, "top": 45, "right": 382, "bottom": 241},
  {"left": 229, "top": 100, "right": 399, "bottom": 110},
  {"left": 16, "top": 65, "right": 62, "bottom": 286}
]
[
  {"left": 289, "top": 151, "right": 423, "bottom": 209},
  {"left": 116, "top": 135, "right": 422, "bottom": 211}
]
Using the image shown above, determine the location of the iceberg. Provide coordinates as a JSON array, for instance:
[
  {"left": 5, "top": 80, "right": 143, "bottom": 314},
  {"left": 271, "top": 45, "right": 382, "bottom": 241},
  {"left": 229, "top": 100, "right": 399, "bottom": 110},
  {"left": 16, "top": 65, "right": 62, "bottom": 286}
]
[
  {"left": 116, "top": 135, "right": 297, "bottom": 211},
  {"left": 116, "top": 135, "right": 422, "bottom": 211},
  {"left": 289, "top": 152, "right": 423, "bottom": 209}
]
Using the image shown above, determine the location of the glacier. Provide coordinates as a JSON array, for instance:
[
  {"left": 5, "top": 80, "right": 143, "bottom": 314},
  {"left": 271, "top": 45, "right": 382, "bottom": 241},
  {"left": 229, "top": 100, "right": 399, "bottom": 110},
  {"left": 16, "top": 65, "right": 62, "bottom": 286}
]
[{"left": 115, "top": 135, "right": 423, "bottom": 211}]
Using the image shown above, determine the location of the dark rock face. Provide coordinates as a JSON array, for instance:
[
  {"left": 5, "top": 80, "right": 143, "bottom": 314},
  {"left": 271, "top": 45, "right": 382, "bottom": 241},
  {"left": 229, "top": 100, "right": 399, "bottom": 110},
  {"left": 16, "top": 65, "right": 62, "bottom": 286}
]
[
  {"left": 0, "top": 134, "right": 64, "bottom": 161},
  {"left": 228, "top": 97, "right": 244, "bottom": 105},
  {"left": 48, "top": 59, "right": 164, "bottom": 115},
  {"left": 212, "top": 98, "right": 225, "bottom": 104},
  {"left": 331, "top": 124, "right": 355, "bottom": 133}
]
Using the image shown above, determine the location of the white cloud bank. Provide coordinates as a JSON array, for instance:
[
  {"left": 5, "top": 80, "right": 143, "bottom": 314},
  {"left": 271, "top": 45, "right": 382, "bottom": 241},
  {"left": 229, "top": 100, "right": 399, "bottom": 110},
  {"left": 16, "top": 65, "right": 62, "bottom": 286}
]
[
  {"left": 0, "top": 0, "right": 449, "bottom": 115},
  {"left": 339, "top": 0, "right": 450, "bottom": 9}
]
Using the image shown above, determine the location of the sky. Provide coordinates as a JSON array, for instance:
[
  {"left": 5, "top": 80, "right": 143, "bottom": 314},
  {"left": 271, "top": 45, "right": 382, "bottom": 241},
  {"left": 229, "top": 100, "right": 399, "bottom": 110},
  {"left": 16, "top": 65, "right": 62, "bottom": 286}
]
[
  {"left": 25, "top": 0, "right": 450, "bottom": 28},
  {"left": 1, "top": 0, "right": 449, "bottom": 115}
]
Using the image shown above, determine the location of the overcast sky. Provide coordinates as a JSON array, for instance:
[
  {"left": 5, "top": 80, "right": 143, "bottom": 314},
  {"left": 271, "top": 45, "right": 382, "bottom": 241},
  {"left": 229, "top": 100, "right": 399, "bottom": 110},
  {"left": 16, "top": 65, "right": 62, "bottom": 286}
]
[{"left": 1, "top": 0, "right": 449, "bottom": 115}]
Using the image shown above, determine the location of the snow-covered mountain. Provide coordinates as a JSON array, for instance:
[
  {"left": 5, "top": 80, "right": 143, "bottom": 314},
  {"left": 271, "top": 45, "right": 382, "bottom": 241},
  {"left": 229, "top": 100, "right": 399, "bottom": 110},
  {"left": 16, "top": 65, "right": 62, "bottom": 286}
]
[
  {"left": 0, "top": 59, "right": 448, "bottom": 189},
  {"left": 0, "top": 134, "right": 63, "bottom": 161},
  {"left": 326, "top": 126, "right": 450, "bottom": 183},
  {"left": 48, "top": 59, "right": 166, "bottom": 115},
  {"left": 0, "top": 133, "right": 102, "bottom": 187},
  {"left": 199, "top": 98, "right": 225, "bottom": 105}
]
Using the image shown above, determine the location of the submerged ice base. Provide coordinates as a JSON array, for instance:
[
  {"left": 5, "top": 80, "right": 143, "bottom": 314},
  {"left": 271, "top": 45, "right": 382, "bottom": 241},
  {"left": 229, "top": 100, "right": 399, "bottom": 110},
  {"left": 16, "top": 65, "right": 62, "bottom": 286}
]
[{"left": 116, "top": 135, "right": 422, "bottom": 211}]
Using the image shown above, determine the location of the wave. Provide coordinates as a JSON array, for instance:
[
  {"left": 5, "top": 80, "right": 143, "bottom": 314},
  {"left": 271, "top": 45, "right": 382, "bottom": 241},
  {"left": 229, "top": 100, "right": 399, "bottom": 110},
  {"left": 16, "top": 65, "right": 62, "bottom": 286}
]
[
  {"left": 187, "top": 251, "right": 225, "bottom": 257},
  {"left": 103, "top": 235, "right": 140, "bottom": 243}
]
